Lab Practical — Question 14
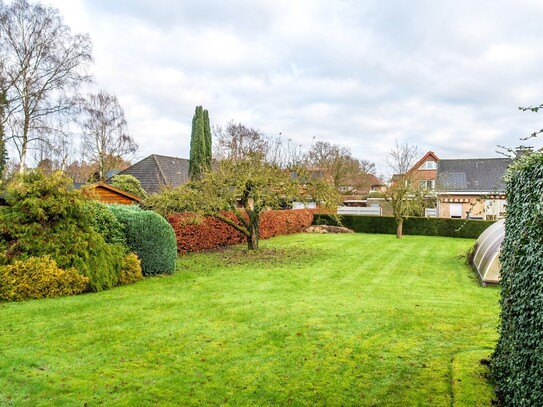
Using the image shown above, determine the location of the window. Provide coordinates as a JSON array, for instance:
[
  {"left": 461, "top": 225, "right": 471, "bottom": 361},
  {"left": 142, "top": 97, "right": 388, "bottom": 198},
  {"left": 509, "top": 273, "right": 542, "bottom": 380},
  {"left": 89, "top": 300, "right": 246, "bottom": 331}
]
[
  {"left": 419, "top": 160, "right": 437, "bottom": 170},
  {"left": 450, "top": 203, "right": 463, "bottom": 218},
  {"left": 419, "top": 180, "right": 435, "bottom": 190}
]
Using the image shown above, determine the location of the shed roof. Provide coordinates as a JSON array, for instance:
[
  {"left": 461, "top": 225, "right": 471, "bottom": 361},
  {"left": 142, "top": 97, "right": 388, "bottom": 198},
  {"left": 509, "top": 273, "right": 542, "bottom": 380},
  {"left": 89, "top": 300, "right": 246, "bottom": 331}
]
[
  {"left": 437, "top": 158, "right": 511, "bottom": 193},
  {"left": 115, "top": 154, "right": 190, "bottom": 194}
]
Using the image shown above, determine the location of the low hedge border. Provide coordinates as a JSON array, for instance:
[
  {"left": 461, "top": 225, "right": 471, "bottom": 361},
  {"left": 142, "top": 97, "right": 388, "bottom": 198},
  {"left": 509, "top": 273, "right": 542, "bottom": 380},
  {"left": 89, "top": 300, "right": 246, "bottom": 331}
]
[
  {"left": 314, "top": 214, "right": 494, "bottom": 239},
  {"left": 169, "top": 209, "right": 316, "bottom": 253}
]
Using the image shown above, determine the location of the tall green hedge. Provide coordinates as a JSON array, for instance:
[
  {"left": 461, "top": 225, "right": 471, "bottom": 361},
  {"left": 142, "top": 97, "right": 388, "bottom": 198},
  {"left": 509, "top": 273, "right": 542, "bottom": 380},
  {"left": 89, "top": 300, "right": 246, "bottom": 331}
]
[
  {"left": 314, "top": 214, "right": 494, "bottom": 239},
  {"left": 492, "top": 153, "right": 543, "bottom": 405},
  {"left": 108, "top": 205, "right": 177, "bottom": 276}
]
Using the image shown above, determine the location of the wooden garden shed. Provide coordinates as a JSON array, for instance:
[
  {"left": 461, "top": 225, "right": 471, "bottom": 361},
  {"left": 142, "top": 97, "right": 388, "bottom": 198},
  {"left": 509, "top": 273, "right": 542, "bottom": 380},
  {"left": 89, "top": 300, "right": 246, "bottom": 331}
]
[{"left": 84, "top": 182, "right": 142, "bottom": 205}]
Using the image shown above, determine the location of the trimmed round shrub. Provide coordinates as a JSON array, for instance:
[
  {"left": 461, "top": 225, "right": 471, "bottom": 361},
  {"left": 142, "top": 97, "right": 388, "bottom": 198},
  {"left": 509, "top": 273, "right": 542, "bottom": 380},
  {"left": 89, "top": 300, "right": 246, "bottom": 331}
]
[
  {"left": 118, "top": 253, "right": 143, "bottom": 285},
  {"left": 108, "top": 205, "right": 177, "bottom": 276},
  {"left": 0, "top": 256, "right": 89, "bottom": 301}
]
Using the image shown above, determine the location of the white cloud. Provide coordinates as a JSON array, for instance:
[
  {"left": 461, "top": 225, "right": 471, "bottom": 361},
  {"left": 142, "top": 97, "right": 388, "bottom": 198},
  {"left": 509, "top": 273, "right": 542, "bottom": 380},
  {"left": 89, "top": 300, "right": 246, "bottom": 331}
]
[{"left": 39, "top": 0, "right": 543, "bottom": 177}]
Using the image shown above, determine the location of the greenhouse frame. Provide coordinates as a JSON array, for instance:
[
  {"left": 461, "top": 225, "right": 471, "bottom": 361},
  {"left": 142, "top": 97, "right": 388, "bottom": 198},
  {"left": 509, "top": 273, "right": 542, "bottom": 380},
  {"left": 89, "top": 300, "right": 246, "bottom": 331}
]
[{"left": 471, "top": 219, "right": 504, "bottom": 285}]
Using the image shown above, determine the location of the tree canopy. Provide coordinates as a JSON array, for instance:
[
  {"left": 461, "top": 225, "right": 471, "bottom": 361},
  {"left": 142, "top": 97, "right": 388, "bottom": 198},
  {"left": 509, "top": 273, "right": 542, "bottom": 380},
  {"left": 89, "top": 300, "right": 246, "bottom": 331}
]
[
  {"left": 307, "top": 141, "right": 375, "bottom": 194},
  {"left": 148, "top": 123, "right": 339, "bottom": 250},
  {"left": 146, "top": 157, "right": 338, "bottom": 250}
]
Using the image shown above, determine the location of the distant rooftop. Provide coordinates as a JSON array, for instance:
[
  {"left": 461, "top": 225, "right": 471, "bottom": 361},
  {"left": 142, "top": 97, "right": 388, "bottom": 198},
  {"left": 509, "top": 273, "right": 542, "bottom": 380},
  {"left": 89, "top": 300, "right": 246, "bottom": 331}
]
[
  {"left": 115, "top": 154, "right": 190, "bottom": 194},
  {"left": 437, "top": 158, "right": 512, "bottom": 193}
]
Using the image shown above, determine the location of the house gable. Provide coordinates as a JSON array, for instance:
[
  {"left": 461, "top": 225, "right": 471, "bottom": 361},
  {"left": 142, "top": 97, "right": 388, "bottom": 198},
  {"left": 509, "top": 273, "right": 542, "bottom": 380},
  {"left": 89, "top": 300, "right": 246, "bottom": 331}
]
[{"left": 392, "top": 151, "right": 439, "bottom": 190}]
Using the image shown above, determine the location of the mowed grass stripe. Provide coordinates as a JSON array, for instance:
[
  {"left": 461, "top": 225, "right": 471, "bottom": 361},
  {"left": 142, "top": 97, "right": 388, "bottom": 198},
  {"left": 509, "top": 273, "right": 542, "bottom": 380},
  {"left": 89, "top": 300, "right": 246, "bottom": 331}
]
[{"left": 0, "top": 233, "right": 499, "bottom": 406}]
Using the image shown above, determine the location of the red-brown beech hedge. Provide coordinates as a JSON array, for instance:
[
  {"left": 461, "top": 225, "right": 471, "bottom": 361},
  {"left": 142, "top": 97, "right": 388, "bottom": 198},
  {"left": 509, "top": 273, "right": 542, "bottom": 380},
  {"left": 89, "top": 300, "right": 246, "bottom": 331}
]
[{"left": 168, "top": 209, "right": 316, "bottom": 253}]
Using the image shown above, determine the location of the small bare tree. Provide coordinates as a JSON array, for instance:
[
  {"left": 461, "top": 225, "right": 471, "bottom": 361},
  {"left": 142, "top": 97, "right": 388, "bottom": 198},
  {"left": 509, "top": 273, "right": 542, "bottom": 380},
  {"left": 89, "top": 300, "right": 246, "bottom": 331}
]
[
  {"left": 80, "top": 91, "right": 137, "bottom": 181},
  {"left": 0, "top": 0, "right": 93, "bottom": 171},
  {"left": 384, "top": 140, "right": 426, "bottom": 239}
]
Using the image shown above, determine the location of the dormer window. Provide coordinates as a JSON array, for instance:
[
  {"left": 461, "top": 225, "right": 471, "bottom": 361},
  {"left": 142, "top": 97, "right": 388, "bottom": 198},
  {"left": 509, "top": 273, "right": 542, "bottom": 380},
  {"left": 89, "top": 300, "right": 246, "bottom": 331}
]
[{"left": 419, "top": 160, "right": 437, "bottom": 170}]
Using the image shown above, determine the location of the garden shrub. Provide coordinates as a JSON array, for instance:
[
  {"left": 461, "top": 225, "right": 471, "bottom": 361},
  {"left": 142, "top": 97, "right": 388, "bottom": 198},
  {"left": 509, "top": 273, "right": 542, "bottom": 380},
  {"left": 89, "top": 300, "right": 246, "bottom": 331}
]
[
  {"left": 84, "top": 201, "right": 128, "bottom": 249},
  {"left": 118, "top": 253, "right": 143, "bottom": 286},
  {"left": 108, "top": 205, "right": 177, "bottom": 276},
  {"left": 169, "top": 209, "right": 316, "bottom": 253},
  {"left": 109, "top": 174, "right": 148, "bottom": 198},
  {"left": 492, "top": 153, "right": 543, "bottom": 405},
  {"left": 0, "top": 169, "right": 124, "bottom": 292},
  {"left": 314, "top": 214, "right": 494, "bottom": 239},
  {"left": 0, "top": 256, "right": 89, "bottom": 301}
]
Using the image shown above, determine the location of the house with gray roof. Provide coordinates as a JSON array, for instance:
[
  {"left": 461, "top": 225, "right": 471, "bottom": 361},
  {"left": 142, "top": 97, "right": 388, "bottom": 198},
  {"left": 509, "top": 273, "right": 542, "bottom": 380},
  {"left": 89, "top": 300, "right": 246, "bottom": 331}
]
[
  {"left": 114, "top": 154, "right": 190, "bottom": 195},
  {"left": 436, "top": 158, "right": 512, "bottom": 220}
]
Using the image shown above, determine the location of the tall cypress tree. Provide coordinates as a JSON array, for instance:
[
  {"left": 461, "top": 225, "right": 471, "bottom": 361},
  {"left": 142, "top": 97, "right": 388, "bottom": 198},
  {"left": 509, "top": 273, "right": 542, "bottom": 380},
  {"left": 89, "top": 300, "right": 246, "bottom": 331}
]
[
  {"left": 189, "top": 105, "right": 213, "bottom": 180},
  {"left": 203, "top": 108, "right": 212, "bottom": 170},
  {"left": 189, "top": 106, "right": 205, "bottom": 180}
]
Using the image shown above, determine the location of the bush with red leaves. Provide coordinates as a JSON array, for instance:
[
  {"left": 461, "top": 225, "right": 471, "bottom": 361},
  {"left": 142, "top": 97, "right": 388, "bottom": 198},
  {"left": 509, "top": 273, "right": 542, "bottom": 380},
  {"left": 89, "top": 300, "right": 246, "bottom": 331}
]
[{"left": 168, "top": 209, "right": 316, "bottom": 253}]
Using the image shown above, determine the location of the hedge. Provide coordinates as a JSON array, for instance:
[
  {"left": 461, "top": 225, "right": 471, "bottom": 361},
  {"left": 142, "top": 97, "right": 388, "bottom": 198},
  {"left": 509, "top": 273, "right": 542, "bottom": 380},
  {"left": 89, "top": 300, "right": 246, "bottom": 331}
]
[
  {"left": 492, "top": 153, "right": 543, "bottom": 405},
  {"left": 169, "top": 209, "right": 316, "bottom": 253},
  {"left": 314, "top": 214, "right": 495, "bottom": 239},
  {"left": 108, "top": 205, "right": 177, "bottom": 276}
]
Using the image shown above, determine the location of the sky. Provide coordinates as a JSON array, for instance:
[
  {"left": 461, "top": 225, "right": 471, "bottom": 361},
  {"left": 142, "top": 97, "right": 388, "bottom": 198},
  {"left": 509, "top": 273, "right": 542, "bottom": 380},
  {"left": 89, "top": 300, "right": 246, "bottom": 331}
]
[{"left": 41, "top": 0, "right": 543, "bottom": 175}]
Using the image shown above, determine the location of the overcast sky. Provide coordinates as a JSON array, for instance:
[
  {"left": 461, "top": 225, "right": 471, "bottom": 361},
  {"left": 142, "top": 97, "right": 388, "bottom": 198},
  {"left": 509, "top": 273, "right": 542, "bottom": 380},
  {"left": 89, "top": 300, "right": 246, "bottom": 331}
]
[{"left": 43, "top": 0, "right": 543, "bottom": 174}]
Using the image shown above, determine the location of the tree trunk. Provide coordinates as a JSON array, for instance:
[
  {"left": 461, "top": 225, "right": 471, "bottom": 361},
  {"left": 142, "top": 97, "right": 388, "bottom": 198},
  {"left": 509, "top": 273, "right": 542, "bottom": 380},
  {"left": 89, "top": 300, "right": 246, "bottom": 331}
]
[
  {"left": 396, "top": 218, "right": 403, "bottom": 239},
  {"left": 247, "top": 229, "right": 259, "bottom": 250},
  {"left": 246, "top": 214, "right": 260, "bottom": 250}
]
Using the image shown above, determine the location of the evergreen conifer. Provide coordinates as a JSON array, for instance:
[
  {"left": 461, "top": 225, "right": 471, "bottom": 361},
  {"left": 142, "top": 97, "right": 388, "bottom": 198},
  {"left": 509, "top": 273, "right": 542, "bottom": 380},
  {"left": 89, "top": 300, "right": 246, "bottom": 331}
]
[{"left": 189, "top": 105, "right": 212, "bottom": 180}]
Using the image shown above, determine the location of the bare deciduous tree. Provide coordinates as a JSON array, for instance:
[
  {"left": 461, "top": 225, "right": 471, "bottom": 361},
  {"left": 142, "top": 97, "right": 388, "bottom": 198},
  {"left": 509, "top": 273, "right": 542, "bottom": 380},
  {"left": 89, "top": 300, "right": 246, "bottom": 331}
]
[
  {"left": 307, "top": 141, "right": 374, "bottom": 194},
  {"left": 384, "top": 140, "right": 426, "bottom": 239},
  {"left": 80, "top": 91, "right": 137, "bottom": 181},
  {"left": 213, "top": 122, "right": 305, "bottom": 169},
  {"left": 0, "top": 0, "right": 93, "bottom": 171},
  {"left": 358, "top": 159, "right": 376, "bottom": 175},
  {"left": 213, "top": 122, "right": 269, "bottom": 161}
]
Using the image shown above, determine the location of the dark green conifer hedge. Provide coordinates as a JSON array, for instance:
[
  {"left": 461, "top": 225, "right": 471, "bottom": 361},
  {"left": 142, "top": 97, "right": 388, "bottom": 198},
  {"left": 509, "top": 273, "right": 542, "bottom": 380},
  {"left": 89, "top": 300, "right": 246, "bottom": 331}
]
[{"left": 314, "top": 214, "right": 494, "bottom": 239}]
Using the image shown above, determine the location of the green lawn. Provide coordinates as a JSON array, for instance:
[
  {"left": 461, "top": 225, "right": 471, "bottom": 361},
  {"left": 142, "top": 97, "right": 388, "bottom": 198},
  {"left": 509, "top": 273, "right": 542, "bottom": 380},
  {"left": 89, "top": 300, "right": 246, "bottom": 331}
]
[{"left": 0, "top": 233, "right": 499, "bottom": 406}]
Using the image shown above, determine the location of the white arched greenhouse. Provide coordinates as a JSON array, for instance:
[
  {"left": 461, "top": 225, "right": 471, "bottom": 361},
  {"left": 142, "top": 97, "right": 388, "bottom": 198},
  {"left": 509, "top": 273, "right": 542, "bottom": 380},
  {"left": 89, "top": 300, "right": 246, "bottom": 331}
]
[{"left": 471, "top": 219, "right": 504, "bottom": 285}]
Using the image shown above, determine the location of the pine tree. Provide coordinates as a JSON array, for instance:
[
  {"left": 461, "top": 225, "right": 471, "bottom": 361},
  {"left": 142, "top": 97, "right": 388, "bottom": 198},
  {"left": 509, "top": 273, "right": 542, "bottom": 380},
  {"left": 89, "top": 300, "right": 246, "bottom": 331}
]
[{"left": 189, "top": 105, "right": 212, "bottom": 180}]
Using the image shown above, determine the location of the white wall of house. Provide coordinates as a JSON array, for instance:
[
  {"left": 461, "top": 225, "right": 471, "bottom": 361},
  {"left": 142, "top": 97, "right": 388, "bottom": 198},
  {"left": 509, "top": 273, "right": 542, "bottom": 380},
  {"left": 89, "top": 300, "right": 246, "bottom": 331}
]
[{"left": 292, "top": 201, "right": 317, "bottom": 209}]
